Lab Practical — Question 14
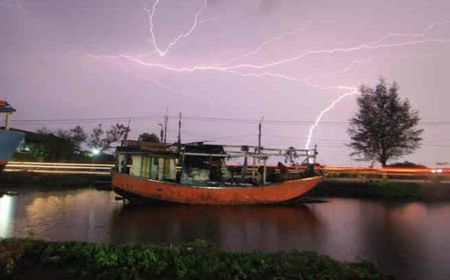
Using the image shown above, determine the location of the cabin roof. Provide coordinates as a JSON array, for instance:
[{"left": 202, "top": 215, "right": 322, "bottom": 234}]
[
  {"left": 0, "top": 100, "right": 16, "bottom": 113},
  {"left": 0, "top": 127, "right": 48, "bottom": 143},
  {"left": 183, "top": 142, "right": 226, "bottom": 155},
  {"left": 118, "top": 140, "right": 177, "bottom": 154}
]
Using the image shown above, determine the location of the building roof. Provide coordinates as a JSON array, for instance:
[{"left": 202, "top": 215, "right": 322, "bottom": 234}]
[
  {"left": 0, "top": 100, "right": 16, "bottom": 113},
  {"left": 0, "top": 127, "right": 53, "bottom": 143}
]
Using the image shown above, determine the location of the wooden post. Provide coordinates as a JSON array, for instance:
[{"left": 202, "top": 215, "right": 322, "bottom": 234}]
[
  {"left": 5, "top": 113, "right": 11, "bottom": 130},
  {"left": 241, "top": 154, "right": 248, "bottom": 180},
  {"left": 257, "top": 116, "right": 263, "bottom": 166},
  {"left": 251, "top": 147, "right": 257, "bottom": 182},
  {"left": 262, "top": 157, "right": 267, "bottom": 185}
]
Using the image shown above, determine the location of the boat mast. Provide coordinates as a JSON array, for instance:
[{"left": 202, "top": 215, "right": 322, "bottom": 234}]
[
  {"left": 163, "top": 107, "right": 168, "bottom": 144},
  {"left": 258, "top": 116, "right": 263, "bottom": 156}
]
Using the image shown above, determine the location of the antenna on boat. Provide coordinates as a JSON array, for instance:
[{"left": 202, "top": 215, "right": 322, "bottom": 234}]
[{"left": 164, "top": 107, "right": 168, "bottom": 144}]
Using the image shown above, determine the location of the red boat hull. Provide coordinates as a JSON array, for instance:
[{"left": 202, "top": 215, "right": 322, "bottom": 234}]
[{"left": 112, "top": 172, "right": 323, "bottom": 205}]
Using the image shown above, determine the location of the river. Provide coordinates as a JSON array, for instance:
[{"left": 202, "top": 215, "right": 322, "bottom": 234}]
[{"left": 1, "top": 188, "right": 449, "bottom": 280}]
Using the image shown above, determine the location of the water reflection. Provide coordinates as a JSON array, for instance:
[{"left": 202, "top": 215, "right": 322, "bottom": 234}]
[
  {"left": 0, "top": 195, "right": 16, "bottom": 237},
  {"left": 110, "top": 204, "right": 323, "bottom": 252},
  {"left": 1, "top": 188, "right": 450, "bottom": 280}
]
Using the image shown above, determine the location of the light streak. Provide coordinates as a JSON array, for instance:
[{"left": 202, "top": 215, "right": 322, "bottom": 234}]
[
  {"left": 305, "top": 89, "right": 358, "bottom": 149},
  {"left": 8, "top": 161, "right": 114, "bottom": 166},
  {"left": 3, "top": 169, "right": 110, "bottom": 175},
  {"left": 146, "top": 0, "right": 208, "bottom": 57},
  {"left": 5, "top": 164, "right": 112, "bottom": 170}
]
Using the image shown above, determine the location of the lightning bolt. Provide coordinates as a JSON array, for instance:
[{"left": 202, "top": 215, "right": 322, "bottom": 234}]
[
  {"left": 368, "top": 19, "right": 450, "bottom": 45},
  {"left": 219, "top": 20, "right": 312, "bottom": 65},
  {"left": 305, "top": 89, "right": 358, "bottom": 149},
  {"left": 88, "top": 8, "right": 450, "bottom": 150},
  {"left": 226, "top": 38, "right": 450, "bottom": 70},
  {"left": 146, "top": 0, "right": 208, "bottom": 57}
]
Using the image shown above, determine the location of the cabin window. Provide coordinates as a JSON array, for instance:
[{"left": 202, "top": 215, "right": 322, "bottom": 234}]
[
  {"left": 141, "top": 156, "right": 151, "bottom": 178},
  {"left": 163, "top": 159, "right": 176, "bottom": 181},
  {"left": 150, "top": 157, "right": 158, "bottom": 179},
  {"left": 130, "top": 155, "right": 142, "bottom": 177}
]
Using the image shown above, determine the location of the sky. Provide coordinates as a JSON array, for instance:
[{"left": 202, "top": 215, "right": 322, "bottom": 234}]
[{"left": 1, "top": 0, "right": 450, "bottom": 166}]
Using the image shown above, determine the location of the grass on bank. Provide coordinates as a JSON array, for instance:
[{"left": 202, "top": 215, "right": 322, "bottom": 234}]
[
  {"left": 0, "top": 172, "right": 109, "bottom": 189},
  {"left": 310, "top": 180, "right": 450, "bottom": 201},
  {"left": 0, "top": 238, "right": 393, "bottom": 280}
]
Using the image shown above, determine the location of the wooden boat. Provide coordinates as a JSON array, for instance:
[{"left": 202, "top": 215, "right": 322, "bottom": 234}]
[{"left": 112, "top": 140, "right": 323, "bottom": 205}]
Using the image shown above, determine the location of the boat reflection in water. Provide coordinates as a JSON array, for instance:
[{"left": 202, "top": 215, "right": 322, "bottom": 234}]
[
  {"left": 3, "top": 189, "right": 450, "bottom": 280},
  {"left": 110, "top": 204, "right": 323, "bottom": 252}
]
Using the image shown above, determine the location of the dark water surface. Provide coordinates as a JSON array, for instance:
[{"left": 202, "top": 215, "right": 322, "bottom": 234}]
[{"left": 1, "top": 188, "right": 450, "bottom": 280}]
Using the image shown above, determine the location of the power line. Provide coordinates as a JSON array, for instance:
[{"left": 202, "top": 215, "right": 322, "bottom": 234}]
[{"left": 12, "top": 114, "right": 450, "bottom": 126}]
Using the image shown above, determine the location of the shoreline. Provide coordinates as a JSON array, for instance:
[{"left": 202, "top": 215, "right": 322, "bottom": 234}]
[
  {"left": 2, "top": 172, "right": 450, "bottom": 201},
  {"left": 308, "top": 178, "right": 450, "bottom": 201},
  {"left": 0, "top": 238, "right": 393, "bottom": 280},
  {"left": 0, "top": 172, "right": 110, "bottom": 189}
]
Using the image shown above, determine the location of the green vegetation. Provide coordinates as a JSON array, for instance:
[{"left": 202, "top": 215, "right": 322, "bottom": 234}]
[
  {"left": 0, "top": 238, "right": 392, "bottom": 280},
  {"left": 0, "top": 172, "right": 109, "bottom": 189},
  {"left": 348, "top": 78, "right": 423, "bottom": 166},
  {"left": 14, "top": 123, "right": 128, "bottom": 162}
]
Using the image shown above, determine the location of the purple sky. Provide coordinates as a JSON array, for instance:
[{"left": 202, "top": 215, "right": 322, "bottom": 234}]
[{"left": 1, "top": 0, "right": 450, "bottom": 166}]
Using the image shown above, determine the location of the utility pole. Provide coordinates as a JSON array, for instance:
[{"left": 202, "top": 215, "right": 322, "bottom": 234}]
[
  {"left": 158, "top": 123, "right": 164, "bottom": 142},
  {"left": 254, "top": 116, "right": 264, "bottom": 182},
  {"left": 123, "top": 118, "right": 131, "bottom": 146},
  {"left": 258, "top": 119, "right": 262, "bottom": 154},
  {"left": 164, "top": 107, "right": 168, "bottom": 144},
  {"left": 177, "top": 112, "right": 182, "bottom": 148}
]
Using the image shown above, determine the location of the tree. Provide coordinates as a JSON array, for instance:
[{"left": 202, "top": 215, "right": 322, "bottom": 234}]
[
  {"left": 348, "top": 79, "right": 423, "bottom": 167},
  {"left": 138, "top": 132, "right": 160, "bottom": 143},
  {"left": 69, "top": 125, "right": 87, "bottom": 153},
  {"left": 32, "top": 126, "right": 87, "bottom": 161},
  {"left": 87, "top": 123, "right": 129, "bottom": 152},
  {"left": 87, "top": 124, "right": 104, "bottom": 151}
]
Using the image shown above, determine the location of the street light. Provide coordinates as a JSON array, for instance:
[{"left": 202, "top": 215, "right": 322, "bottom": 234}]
[{"left": 91, "top": 148, "right": 101, "bottom": 156}]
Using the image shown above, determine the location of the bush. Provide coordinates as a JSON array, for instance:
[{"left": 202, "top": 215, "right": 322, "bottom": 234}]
[{"left": 0, "top": 239, "right": 394, "bottom": 280}]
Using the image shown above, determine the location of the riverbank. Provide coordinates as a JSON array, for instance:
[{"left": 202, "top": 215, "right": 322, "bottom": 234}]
[
  {"left": 309, "top": 178, "right": 450, "bottom": 201},
  {"left": 3, "top": 171, "right": 450, "bottom": 201},
  {"left": 0, "top": 172, "right": 110, "bottom": 189},
  {"left": 0, "top": 238, "right": 392, "bottom": 280}
]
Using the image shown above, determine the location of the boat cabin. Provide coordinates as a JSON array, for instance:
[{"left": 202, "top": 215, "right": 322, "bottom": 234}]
[
  {"left": 117, "top": 140, "right": 178, "bottom": 181},
  {"left": 116, "top": 140, "right": 319, "bottom": 187}
]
